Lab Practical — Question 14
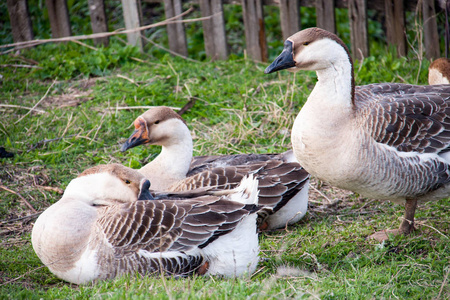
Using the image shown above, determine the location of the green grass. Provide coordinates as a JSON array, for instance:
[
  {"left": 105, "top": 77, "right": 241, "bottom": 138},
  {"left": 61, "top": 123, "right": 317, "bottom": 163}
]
[{"left": 0, "top": 38, "right": 449, "bottom": 299}]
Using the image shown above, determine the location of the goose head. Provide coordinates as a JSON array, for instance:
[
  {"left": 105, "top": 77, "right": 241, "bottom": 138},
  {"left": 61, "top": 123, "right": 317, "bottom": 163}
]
[
  {"left": 265, "top": 27, "right": 355, "bottom": 106},
  {"left": 121, "top": 106, "right": 189, "bottom": 152},
  {"left": 32, "top": 164, "right": 153, "bottom": 281},
  {"left": 428, "top": 58, "right": 450, "bottom": 85},
  {"left": 264, "top": 27, "right": 353, "bottom": 74},
  {"left": 65, "top": 163, "right": 154, "bottom": 204}
]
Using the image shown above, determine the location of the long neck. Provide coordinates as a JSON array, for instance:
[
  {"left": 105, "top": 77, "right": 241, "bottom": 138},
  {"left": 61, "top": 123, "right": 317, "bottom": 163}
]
[
  {"left": 139, "top": 125, "right": 193, "bottom": 189},
  {"left": 32, "top": 196, "right": 96, "bottom": 273},
  {"left": 312, "top": 56, "right": 354, "bottom": 109},
  {"left": 33, "top": 174, "right": 119, "bottom": 268},
  {"left": 64, "top": 177, "right": 100, "bottom": 201},
  {"left": 292, "top": 52, "right": 355, "bottom": 155},
  {"left": 64, "top": 174, "right": 136, "bottom": 203},
  {"left": 156, "top": 138, "right": 193, "bottom": 172}
]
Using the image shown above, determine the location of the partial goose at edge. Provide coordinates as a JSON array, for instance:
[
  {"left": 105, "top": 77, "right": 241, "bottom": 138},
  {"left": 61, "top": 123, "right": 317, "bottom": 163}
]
[{"left": 429, "top": 57, "right": 450, "bottom": 85}]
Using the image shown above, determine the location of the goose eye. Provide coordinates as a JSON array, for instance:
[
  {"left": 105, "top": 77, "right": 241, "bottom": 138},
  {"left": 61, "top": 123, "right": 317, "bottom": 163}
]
[
  {"left": 124, "top": 179, "right": 131, "bottom": 184},
  {"left": 303, "top": 42, "right": 310, "bottom": 46}
]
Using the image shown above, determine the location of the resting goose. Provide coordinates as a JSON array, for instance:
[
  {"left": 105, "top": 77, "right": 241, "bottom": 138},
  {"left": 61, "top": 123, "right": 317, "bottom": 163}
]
[
  {"left": 265, "top": 27, "right": 450, "bottom": 240},
  {"left": 429, "top": 58, "right": 450, "bottom": 85},
  {"left": 121, "top": 106, "right": 310, "bottom": 230},
  {"left": 31, "top": 164, "right": 261, "bottom": 284}
]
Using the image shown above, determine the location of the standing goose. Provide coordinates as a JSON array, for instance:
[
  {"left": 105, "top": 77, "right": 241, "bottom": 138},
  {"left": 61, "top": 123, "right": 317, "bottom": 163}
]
[
  {"left": 429, "top": 58, "right": 450, "bottom": 85},
  {"left": 121, "top": 106, "right": 310, "bottom": 230},
  {"left": 32, "top": 164, "right": 260, "bottom": 284},
  {"left": 265, "top": 27, "right": 450, "bottom": 240}
]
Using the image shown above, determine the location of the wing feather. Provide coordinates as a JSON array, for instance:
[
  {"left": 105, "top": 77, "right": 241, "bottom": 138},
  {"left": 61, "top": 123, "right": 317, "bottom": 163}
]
[
  {"left": 168, "top": 159, "right": 309, "bottom": 214},
  {"left": 98, "top": 197, "right": 255, "bottom": 256},
  {"left": 356, "top": 83, "right": 450, "bottom": 154}
]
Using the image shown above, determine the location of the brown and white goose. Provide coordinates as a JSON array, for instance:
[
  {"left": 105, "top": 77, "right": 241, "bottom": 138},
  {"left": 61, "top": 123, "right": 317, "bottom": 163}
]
[
  {"left": 31, "top": 164, "right": 260, "bottom": 284},
  {"left": 429, "top": 58, "right": 450, "bottom": 85},
  {"left": 265, "top": 27, "right": 450, "bottom": 240},
  {"left": 121, "top": 106, "right": 310, "bottom": 230}
]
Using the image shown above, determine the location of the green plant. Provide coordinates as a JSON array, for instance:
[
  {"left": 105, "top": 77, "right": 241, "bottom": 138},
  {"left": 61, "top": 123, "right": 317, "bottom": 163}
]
[{"left": 0, "top": 2, "right": 448, "bottom": 299}]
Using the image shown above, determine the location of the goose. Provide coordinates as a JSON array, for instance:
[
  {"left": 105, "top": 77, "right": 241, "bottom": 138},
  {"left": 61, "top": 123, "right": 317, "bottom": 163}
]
[
  {"left": 120, "top": 106, "right": 310, "bottom": 230},
  {"left": 429, "top": 58, "right": 450, "bottom": 85},
  {"left": 264, "top": 27, "right": 450, "bottom": 241},
  {"left": 31, "top": 163, "right": 261, "bottom": 284}
]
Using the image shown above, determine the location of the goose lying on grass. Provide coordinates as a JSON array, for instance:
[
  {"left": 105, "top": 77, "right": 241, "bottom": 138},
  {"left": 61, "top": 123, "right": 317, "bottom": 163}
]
[
  {"left": 429, "top": 57, "right": 450, "bottom": 85},
  {"left": 121, "top": 106, "right": 310, "bottom": 230},
  {"left": 31, "top": 164, "right": 261, "bottom": 284},
  {"left": 265, "top": 27, "right": 450, "bottom": 241}
]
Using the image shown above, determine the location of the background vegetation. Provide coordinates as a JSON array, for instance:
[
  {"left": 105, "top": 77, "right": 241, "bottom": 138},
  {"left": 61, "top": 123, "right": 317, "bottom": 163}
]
[{"left": 0, "top": 1, "right": 449, "bottom": 299}]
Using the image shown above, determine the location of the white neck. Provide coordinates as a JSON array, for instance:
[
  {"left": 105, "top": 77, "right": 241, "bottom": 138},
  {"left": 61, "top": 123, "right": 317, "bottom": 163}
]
[
  {"left": 32, "top": 186, "right": 97, "bottom": 275},
  {"left": 311, "top": 56, "right": 353, "bottom": 109},
  {"left": 139, "top": 122, "right": 194, "bottom": 190},
  {"left": 291, "top": 43, "right": 355, "bottom": 175},
  {"left": 64, "top": 177, "right": 98, "bottom": 203},
  {"left": 294, "top": 38, "right": 354, "bottom": 110},
  {"left": 64, "top": 173, "right": 136, "bottom": 203}
]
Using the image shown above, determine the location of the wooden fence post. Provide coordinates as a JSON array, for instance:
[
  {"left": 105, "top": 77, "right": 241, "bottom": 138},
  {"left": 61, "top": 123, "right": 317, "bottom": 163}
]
[
  {"left": 88, "top": 0, "right": 109, "bottom": 46},
  {"left": 422, "top": 0, "right": 440, "bottom": 59},
  {"left": 164, "top": 0, "right": 188, "bottom": 57},
  {"left": 6, "top": 0, "right": 34, "bottom": 43},
  {"left": 348, "top": 0, "right": 368, "bottom": 61},
  {"left": 199, "top": 0, "right": 228, "bottom": 60},
  {"left": 316, "top": 0, "right": 335, "bottom": 33},
  {"left": 242, "top": 0, "right": 267, "bottom": 62},
  {"left": 121, "top": 0, "right": 144, "bottom": 51},
  {"left": 385, "top": 0, "right": 406, "bottom": 57},
  {"left": 279, "top": 0, "right": 300, "bottom": 40},
  {"left": 46, "top": 0, "right": 72, "bottom": 38}
]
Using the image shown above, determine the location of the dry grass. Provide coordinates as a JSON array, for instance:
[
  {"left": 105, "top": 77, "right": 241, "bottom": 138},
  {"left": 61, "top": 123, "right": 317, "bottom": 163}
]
[{"left": 1, "top": 44, "right": 449, "bottom": 298}]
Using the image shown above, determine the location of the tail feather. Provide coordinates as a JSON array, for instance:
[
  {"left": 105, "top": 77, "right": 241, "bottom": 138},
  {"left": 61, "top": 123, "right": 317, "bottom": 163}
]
[{"left": 230, "top": 174, "right": 259, "bottom": 205}]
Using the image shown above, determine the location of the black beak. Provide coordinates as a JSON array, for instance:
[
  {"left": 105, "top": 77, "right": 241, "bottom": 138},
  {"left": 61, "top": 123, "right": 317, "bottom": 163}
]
[
  {"left": 264, "top": 40, "right": 296, "bottom": 74},
  {"left": 138, "top": 179, "right": 154, "bottom": 200},
  {"left": 121, "top": 129, "right": 147, "bottom": 152},
  {"left": 121, "top": 117, "right": 149, "bottom": 152}
]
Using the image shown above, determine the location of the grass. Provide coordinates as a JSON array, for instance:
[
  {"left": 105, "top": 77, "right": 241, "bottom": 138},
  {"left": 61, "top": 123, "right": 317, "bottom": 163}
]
[{"left": 0, "top": 37, "right": 449, "bottom": 299}]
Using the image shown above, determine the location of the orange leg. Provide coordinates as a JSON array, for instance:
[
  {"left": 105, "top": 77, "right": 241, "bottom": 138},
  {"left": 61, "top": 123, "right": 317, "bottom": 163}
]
[{"left": 197, "top": 261, "right": 209, "bottom": 275}]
